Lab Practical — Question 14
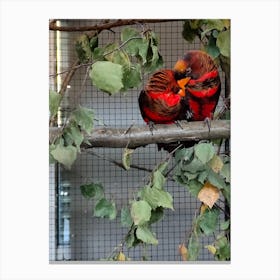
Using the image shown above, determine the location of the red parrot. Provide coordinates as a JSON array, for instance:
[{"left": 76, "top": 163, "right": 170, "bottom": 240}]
[
  {"left": 138, "top": 69, "right": 190, "bottom": 152},
  {"left": 173, "top": 50, "right": 221, "bottom": 123},
  {"left": 138, "top": 69, "right": 189, "bottom": 125},
  {"left": 138, "top": 50, "right": 221, "bottom": 152}
]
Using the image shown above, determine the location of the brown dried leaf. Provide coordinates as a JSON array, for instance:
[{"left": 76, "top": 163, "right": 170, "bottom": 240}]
[
  {"left": 198, "top": 182, "right": 220, "bottom": 208},
  {"left": 178, "top": 243, "right": 188, "bottom": 261}
]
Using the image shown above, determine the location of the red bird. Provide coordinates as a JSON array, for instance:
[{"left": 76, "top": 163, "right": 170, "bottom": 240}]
[
  {"left": 173, "top": 50, "right": 221, "bottom": 123},
  {"left": 138, "top": 69, "right": 189, "bottom": 125},
  {"left": 138, "top": 69, "right": 190, "bottom": 152}
]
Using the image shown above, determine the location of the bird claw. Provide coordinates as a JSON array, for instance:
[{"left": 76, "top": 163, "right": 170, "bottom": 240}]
[
  {"left": 185, "top": 110, "right": 193, "bottom": 121},
  {"left": 204, "top": 117, "right": 211, "bottom": 132},
  {"left": 174, "top": 120, "right": 184, "bottom": 129},
  {"left": 148, "top": 121, "right": 156, "bottom": 135}
]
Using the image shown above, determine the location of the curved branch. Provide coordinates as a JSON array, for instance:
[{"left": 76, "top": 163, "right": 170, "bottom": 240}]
[
  {"left": 49, "top": 19, "right": 180, "bottom": 32},
  {"left": 49, "top": 120, "right": 230, "bottom": 149}
]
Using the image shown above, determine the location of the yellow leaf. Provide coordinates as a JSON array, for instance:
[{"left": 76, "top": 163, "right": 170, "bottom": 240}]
[
  {"left": 122, "top": 148, "right": 134, "bottom": 170},
  {"left": 200, "top": 203, "right": 208, "bottom": 215},
  {"left": 198, "top": 182, "right": 220, "bottom": 208},
  {"left": 178, "top": 243, "right": 188, "bottom": 261},
  {"left": 205, "top": 245, "right": 217, "bottom": 255},
  {"left": 209, "top": 154, "right": 224, "bottom": 173},
  {"left": 117, "top": 252, "right": 126, "bottom": 261},
  {"left": 222, "top": 19, "right": 231, "bottom": 29}
]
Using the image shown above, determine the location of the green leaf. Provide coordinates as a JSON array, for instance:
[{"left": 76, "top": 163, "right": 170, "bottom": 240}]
[
  {"left": 71, "top": 105, "right": 94, "bottom": 135},
  {"left": 50, "top": 143, "right": 77, "bottom": 170},
  {"left": 197, "top": 208, "right": 219, "bottom": 236},
  {"left": 182, "top": 20, "right": 198, "bottom": 42},
  {"left": 75, "top": 34, "right": 92, "bottom": 62},
  {"left": 136, "top": 226, "right": 158, "bottom": 245},
  {"left": 194, "top": 143, "right": 215, "bottom": 164},
  {"left": 183, "top": 171, "right": 198, "bottom": 181},
  {"left": 156, "top": 161, "right": 169, "bottom": 174},
  {"left": 49, "top": 90, "right": 61, "bottom": 118},
  {"left": 175, "top": 147, "right": 194, "bottom": 163},
  {"left": 204, "top": 36, "right": 220, "bottom": 59},
  {"left": 149, "top": 207, "right": 164, "bottom": 224},
  {"left": 189, "top": 19, "right": 203, "bottom": 29},
  {"left": 80, "top": 183, "right": 104, "bottom": 200},
  {"left": 92, "top": 47, "right": 105, "bottom": 60},
  {"left": 151, "top": 170, "right": 166, "bottom": 190},
  {"left": 138, "top": 38, "right": 149, "bottom": 64},
  {"left": 181, "top": 157, "right": 206, "bottom": 173},
  {"left": 220, "top": 162, "right": 230, "bottom": 183},
  {"left": 89, "top": 35, "right": 98, "bottom": 52},
  {"left": 90, "top": 61, "right": 123, "bottom": 94},
  {"left": 221, "top": 184, "right": 230, "bottom": 206},
  {"left": 121, "top": 27, "right": 142, "bottom": 56},
  {"left": 64, "top": 125, "right": 84, "bottom": 151},
  {"left": 141, "top": 186, "right": 174, "bottom": 210},
  {"left": 150, "top": 31, "right": 160, "bottom": 46},
  {"left": 121, "top": 206, "right": 133, "bottom": 227},
  {"left": 186, "top": 180, "right": 203, "bottom": 197},
  {"left": 220, "top": 219, "right": 230, "bottom": 231},
  {"left": 122, "top": 64, "right": 142, "bottom": 90},
  {"left": 144, "top": 43, "right": 163, "bottom": 73},
  {"left": 104, "top": 43, "right": 130, "bottom": 68},
  {"left": 207, "top": 169, "right": 226, "bottom": 189},
  {"left": 122, "top": 148, "right": 134, "bottom": 170},
  {"left": 188, "top": 234, "right": 200, "bottom": 261},
  {"left": 215, "top": 236, "right": 230, "bottom": 260},
  {"left": 197, "top": 169, "right": 210, "bottom": 184},
  {"left": 205, "top": 19, "right": 225, "bottom": 31},
  {"left": 130, "top": 200, "right": 152, "bottom": 226},
  {"left": 217, "top": 30, "right": 230, "bottom": 57},
  {"left": 94, "top": 198, "right": 117, "bottom": 220},
  {"left": 125, "top": 230, "right": 139, "bottom": 248},
  {"left": 49, "top": 143, "right": 56, "bottom": 164}
]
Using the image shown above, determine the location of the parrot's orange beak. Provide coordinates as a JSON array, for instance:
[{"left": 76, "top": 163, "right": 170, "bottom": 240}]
[{"left": 178, "top": 77, "right": 191, "bottom": 97}]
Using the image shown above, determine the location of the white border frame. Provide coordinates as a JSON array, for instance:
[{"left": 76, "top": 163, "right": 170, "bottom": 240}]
[{"left": 1, "top": 1, "right": 279, "bottom": 279}]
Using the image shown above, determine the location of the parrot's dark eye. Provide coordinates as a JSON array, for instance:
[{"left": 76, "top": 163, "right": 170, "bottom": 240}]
[{"left": 174, "top": 71, "right": 185, "bottom": 80}]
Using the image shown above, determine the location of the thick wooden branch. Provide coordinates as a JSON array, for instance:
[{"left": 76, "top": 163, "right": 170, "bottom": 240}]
[
  {"left": 49, "top": 19, "right": 180, "bottom": 32},
  {"left": 49, "top": 120, "right": 230, "bottom": 149}
]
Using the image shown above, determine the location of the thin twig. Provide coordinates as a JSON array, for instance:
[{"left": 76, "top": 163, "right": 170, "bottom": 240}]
[
  {"left": 59, "top": 58, "right": 80, "bottom": 95},
  {"left": 214, "top": 203, "right": 230, "bottom": 218},
  {"left": 49, "top": 36, "right": 142, "bottom": 78},
  {"left": 85, "top": 149, "right": 153, "bottom": 173},
  {"left": 49, "top": 62, "right": 93, "bottom": 77},
  {"left": 49, "top": 19, "right": 180, "bottom": 32}
]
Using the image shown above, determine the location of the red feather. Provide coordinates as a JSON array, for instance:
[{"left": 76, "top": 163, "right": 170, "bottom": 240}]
[
  {"left": 174, "top": 50, "right": 221, "bottom": 122},
  {"left": 138, "top": 70, "right": 186, "bottom": 124}
]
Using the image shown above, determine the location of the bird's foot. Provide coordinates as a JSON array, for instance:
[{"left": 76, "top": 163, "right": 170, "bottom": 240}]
[
  {"left": 174, "top": 120, "right": 184, "bottom": 129},
  {"left": 204, "top": 117, "right": 211, "bottom": 133},
  {"left": 148, "top": 121, "right": 156, "bottom": 135},
  {"left": 185, "top": 110, "right": 193, "bottom": 121}
]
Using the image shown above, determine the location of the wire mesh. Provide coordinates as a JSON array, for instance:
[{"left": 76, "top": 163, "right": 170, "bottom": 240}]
[{"left": 49, "top": 19, "right": 228, "bottom": 262}]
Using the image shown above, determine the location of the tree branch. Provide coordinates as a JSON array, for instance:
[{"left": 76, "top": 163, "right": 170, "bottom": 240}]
[
  {"left": 49, "top": 19, "right": 180, "bottom": 32},
  {"left": 49, "top": 120, "right": 230, "bottom": 149}
]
